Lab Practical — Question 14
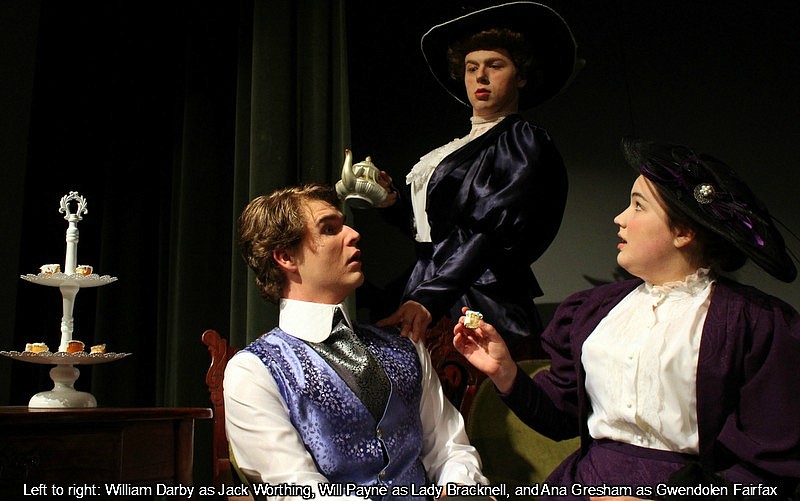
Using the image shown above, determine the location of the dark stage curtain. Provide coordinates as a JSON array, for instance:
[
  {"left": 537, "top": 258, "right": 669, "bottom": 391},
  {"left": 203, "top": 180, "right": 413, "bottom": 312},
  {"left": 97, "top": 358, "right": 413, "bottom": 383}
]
[{"left": 2, "top": 0, "right": 350, "bottom": 483}]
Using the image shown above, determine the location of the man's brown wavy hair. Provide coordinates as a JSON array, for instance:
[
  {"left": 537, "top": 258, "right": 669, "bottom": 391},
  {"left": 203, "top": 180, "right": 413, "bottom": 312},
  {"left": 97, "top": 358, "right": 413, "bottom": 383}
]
[{"left": 238, "top": 183, "right": 340, "bottom": 304}]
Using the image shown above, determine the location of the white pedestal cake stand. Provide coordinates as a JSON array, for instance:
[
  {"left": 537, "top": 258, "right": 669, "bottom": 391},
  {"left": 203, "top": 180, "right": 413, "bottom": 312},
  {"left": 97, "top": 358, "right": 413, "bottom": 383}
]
[
  {"left": 0, "top": 345, "right": 129, "bottom": 408},
  {"left": 0, "top": 191, "right": 128, "bottom": 408}
]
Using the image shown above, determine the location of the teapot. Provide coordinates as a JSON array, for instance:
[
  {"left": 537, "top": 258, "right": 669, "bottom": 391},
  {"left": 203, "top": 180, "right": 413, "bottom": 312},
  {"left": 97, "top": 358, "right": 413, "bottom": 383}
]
[{"left": 335, "top": 148, "right": 388, "bottom": 209}]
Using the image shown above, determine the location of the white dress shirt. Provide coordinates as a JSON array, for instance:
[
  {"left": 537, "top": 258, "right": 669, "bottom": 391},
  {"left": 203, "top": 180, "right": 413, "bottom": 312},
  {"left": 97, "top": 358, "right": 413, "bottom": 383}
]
[
  {"left": 224, "top": 298, "right": 487, "bottom": 499},
  {"left": 581, "top": 269, "right": 714, "bottom": 453},
  {"left": 406, "top": 112, "right": 511, "bottom": 243}
]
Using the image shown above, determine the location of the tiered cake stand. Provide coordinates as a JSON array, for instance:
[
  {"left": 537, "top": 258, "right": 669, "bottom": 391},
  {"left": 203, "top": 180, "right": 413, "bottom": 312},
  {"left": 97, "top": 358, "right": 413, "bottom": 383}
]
[{"left": 0, "top": 191, "right": 129, "bottom": 408}]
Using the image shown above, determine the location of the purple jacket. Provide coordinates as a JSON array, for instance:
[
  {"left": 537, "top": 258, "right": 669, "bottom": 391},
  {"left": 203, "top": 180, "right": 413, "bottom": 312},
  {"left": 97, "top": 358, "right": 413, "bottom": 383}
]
[{"left": 503, "top": 277, "right": 800, "bottom": 484}]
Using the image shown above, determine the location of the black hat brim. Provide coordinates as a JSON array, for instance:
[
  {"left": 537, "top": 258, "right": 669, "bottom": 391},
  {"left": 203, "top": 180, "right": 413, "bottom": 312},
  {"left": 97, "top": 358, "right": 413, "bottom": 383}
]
[{"left": 421, "top": 1, "right": 578, "bottom": 110}]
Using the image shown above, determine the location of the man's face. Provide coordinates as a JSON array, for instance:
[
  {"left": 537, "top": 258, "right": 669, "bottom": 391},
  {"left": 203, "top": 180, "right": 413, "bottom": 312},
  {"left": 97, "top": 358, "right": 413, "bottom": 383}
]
[
  {"left": 289, "top": 199, "right": 363, "bottom": 303},
  {"left": 464, "top": 48, "right": 525, "bottom": 117}
]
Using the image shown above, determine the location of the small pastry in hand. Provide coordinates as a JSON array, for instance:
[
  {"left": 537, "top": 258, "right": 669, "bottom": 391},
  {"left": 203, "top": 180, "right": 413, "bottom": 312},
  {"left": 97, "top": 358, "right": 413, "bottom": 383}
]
[
  {"left": 65, "top": 340, "right": 85, "bottom": 354},
  {"left": 464, "top": 310, "right": 484, "bottom": 329},
  {"left": 90, "top": 344, "right": 107, "bottom": 354}
]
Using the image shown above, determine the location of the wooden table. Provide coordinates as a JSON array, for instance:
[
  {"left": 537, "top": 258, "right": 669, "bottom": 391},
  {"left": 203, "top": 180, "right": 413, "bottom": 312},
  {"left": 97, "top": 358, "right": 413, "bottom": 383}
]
[{"left": 0, "top": 407, "right": 212, "bottom": 498}]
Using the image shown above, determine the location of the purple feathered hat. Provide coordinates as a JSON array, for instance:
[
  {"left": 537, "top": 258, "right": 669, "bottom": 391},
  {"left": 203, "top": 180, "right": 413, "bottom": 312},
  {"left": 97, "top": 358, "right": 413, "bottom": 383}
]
[{"left": 621, "top": 137, "right": 796, "bottom": 282}]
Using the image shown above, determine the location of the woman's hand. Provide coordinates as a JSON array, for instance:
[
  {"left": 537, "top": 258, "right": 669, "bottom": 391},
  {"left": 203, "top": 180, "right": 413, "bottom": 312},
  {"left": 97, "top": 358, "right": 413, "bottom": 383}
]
[
  {"left": 453, "top": 307, "right": 517, "bottom": 394},
  {"left": 374, "top": 170, "right": 398, "bottom": 208},
  {"left": 376, "top": 300, "right": 432, "bottom": 342}
]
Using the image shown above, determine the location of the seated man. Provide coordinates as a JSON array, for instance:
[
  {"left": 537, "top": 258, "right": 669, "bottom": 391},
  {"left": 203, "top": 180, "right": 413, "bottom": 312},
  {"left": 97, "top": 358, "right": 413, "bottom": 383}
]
[{"left": 225, "top": 183, "right": 487, "bottom": 499}]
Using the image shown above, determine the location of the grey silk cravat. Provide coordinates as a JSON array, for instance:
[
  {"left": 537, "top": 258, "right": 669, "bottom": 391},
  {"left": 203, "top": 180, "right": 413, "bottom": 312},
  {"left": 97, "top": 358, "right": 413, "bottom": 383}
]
[{"left": 308, "top": 308, "right": 391, "bottom": 421}]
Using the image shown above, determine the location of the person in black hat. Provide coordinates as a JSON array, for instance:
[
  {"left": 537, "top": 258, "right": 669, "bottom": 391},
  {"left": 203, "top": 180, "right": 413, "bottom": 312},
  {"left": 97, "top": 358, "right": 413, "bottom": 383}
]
[
  {"left": 374, "top": 2, "right": 579, "bottom": 356},
  {"left": 452, "top": 138, "right": 800, "bottom": 498}
]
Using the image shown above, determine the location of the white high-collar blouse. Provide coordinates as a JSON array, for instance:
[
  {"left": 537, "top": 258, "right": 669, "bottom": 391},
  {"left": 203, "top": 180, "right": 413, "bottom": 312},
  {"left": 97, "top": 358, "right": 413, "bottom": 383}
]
[{"left": 582, "top": 268, "right": 714, "bottom": 453}]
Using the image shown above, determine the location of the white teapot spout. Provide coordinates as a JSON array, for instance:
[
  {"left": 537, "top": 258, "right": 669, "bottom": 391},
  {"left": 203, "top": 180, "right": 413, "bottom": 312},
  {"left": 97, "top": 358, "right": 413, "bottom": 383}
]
[{"left": 340, "top": 148, "right": 357, "bottom": 192}]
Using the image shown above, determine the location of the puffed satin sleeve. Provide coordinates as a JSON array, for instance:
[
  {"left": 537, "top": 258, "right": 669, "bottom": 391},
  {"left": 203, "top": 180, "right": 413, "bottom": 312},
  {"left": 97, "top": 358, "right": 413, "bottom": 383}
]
[{"left": 405, "top": 120, "right": 568, "bottom": 320}]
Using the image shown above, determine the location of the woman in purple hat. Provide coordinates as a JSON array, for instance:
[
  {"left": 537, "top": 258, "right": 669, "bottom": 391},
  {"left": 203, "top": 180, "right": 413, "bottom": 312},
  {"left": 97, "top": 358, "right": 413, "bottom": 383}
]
[
  {"left": 375, "top": 2, "right": 579, "bottom": 356},
  {"left": 454, "top": 138, "right": 799, "bottom": 499}
]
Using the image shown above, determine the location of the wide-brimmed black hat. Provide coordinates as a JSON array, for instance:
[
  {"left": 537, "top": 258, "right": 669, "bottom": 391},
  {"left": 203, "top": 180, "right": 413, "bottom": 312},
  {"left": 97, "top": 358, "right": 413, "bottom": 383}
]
[
  {"left": 621, "top": 137, "right": 797, "bottom": 283},
  {"left": 421, "top": 2, "right": 578, "bottom": 110}
]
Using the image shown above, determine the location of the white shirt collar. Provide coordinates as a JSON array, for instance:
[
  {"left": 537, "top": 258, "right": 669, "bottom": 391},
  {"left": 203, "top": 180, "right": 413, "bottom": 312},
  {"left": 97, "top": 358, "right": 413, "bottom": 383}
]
[{"left": 278, "top": 298, "right": 353, "bottom": 343}]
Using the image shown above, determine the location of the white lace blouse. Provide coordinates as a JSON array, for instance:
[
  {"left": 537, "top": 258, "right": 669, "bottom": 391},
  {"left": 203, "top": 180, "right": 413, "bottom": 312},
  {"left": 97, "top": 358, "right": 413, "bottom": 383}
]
[{"left": 581, "top": 268, "right": 715, "bottom": 453}]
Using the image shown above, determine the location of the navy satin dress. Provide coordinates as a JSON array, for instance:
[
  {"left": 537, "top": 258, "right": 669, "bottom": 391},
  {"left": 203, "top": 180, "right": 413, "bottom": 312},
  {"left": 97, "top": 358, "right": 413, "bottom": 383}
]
[{"left": 402, "top": 114, "right": 568, "bottom": 345}]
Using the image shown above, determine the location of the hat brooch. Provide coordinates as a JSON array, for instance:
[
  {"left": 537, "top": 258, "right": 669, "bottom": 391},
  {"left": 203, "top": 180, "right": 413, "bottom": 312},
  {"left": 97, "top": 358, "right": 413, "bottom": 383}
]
[{"left": 693, "top": 183, "right": 716, "bottom": 204}]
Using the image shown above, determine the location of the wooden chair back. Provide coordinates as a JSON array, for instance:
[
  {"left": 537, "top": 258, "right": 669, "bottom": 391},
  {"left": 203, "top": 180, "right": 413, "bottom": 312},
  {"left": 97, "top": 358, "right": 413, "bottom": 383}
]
[
  {"left": 423, "top": 317, "right": 487, "bottom": 425},
  {"left": 201, "top": 329, "right": 240, "bottom": 491}
]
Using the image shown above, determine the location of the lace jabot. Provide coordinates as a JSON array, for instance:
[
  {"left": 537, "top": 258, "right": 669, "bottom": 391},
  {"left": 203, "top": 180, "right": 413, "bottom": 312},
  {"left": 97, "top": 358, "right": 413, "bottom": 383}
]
[
  {"left": 406, "top": 113, "right": 510, "bottom": 186},
  {"left": 645, "top": 268, "right": 713, "bottom": 310},
  {"left": 406, "top": 136, "right": 469, "bottom": 185}
]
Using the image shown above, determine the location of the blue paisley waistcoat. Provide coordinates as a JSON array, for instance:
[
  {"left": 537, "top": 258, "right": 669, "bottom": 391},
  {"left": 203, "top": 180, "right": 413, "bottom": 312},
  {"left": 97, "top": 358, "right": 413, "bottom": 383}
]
[{"left": 244, "top": 323, "right": 428, "bottom": 493}]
